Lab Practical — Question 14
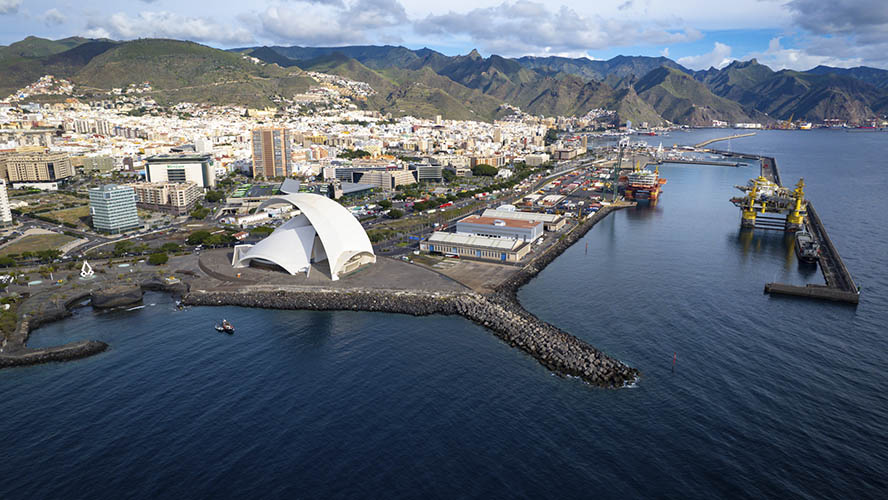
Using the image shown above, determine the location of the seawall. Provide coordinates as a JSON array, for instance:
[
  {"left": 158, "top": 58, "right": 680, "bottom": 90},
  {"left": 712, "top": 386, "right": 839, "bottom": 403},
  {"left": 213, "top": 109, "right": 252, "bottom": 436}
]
[{"left": 184, "top": 287, "right": 639, "bottom": 388}]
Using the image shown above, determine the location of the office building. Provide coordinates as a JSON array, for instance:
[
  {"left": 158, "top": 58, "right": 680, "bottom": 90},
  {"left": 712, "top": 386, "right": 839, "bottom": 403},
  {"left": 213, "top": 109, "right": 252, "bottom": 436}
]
[
  {"left": 0, "top": 180, "right": 12, "bottom": 226},
  {"left": 3, "top": 151, "right": 74, "bottom": 182},
  {"left": 456, "top": 214, "right": 543, "bottom": 242},
  {"left": 128, "top": 182, "right": 202, "bottom": 215},
  {"left": 411, "top": 164, "right": 444, "bottom": 182},
  {"left": 525, "top": 153, "right": 550, "bottom": 167},
  {"left": 355, "top": 169, "right": 416, "bottom": 190},
  {"left": 72, "top": 156, "right": 115, "bottom": 174},
  {"left": 251, "top": 127, "right": 292, "bottom": 178},
  {"left": 145, "top": 154, "right": 215, "bottom": 188},
  {"left": 89, "top": 184, "right": 141, "bottom": 234}
]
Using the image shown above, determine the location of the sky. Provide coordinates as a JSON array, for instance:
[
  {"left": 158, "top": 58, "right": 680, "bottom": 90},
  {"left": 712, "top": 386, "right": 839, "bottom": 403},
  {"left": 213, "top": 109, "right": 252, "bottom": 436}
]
[{"left": 1, "top": 0, "right": 887, "bottom": 70}]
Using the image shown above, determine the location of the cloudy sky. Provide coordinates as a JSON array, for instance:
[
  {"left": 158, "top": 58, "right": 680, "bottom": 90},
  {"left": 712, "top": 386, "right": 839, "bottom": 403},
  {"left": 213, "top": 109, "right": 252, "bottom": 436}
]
[{"left": 1, "top": 0, "right": 886, "bottom": 70}]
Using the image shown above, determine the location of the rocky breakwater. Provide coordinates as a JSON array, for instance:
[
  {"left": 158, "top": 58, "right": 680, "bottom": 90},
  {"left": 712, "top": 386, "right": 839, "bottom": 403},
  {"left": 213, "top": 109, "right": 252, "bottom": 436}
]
[
  {"left": 184, "top": 287, "right": 639, "bottom": 388},
  {"left": 1, "top": 294, "right": 108, "bottom": 369},
  {"left": 90, "top": 284, "right": 144, "bottom": 309}
]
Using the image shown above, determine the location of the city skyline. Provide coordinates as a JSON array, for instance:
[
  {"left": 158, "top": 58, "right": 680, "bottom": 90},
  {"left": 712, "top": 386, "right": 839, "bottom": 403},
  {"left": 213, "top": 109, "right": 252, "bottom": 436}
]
[{"left": 1, "top": 0, "right": 886, "bottom": 71}]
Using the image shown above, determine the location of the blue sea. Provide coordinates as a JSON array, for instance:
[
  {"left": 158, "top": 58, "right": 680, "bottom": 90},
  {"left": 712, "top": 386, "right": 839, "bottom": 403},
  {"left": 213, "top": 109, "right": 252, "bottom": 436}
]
[{"left": 3, "top": 130, "right": 887, "bottom": 499}]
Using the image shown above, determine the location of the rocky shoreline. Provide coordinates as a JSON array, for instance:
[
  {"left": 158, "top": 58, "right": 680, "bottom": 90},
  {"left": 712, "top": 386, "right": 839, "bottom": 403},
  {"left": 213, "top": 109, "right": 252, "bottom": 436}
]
[
  {"left": 0, "top": 279, "right": 188, "bottom": 369},
  {"left": 3, "top": 207, "right": 640, "bottom": 388}
]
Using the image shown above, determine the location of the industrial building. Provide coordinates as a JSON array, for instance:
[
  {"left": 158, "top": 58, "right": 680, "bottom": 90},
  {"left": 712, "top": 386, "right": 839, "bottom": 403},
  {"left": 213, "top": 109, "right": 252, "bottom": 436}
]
[
  {"left": 89, "top": 184, "right": 141, "bottom": 234},
  {"left": 128, "top": 181, "right": 202, "bottom": 215},
  {"left": 251, "top": 127, "right": 292, "bottom": 178},
  {"left": 456, "top": 214, "right": 543, "bottom": 242},
  {"left": 145, "top": 154, "right": 215, "bottom": 188},
  {"left": 2, "top": 151, "right": 74, "bottom": 182},
  {"left": 232, "top": 193, "right": 376, "bottom": 280},
  {"left": 420, "top": 232, "right": 531, "bottom": 263},
  {"left": 481, "top": 208, "right": 566, "bottom": 231}
]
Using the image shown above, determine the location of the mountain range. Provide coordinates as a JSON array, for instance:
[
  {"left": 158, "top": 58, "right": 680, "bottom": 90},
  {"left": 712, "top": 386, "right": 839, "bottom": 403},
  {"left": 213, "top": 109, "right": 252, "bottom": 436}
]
[{"left": 2, "top": 36, "right": 887, "bottom": 126}]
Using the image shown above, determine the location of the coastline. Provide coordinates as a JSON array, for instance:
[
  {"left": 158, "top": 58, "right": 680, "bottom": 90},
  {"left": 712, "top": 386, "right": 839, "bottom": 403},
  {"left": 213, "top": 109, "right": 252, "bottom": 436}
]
[{"left": 2, "top": 205, "right": 640, "bottom": 388}]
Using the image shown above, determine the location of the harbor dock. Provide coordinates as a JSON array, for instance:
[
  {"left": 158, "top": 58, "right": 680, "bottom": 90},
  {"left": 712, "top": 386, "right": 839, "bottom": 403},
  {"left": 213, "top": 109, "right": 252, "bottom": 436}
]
[
  {"left": 694, "top": 132, "right": 757, "bottom": 148},
  {"left": 752, "top": 155, "right": 859, "bottom": 304}
]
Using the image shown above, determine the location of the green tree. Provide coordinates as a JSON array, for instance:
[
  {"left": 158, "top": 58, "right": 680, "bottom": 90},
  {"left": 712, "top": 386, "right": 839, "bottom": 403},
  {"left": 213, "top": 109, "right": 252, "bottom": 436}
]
[
  {"left": 442, "top": 169, "right": 456, "bottom": 182},
  {"left": 160, "top": 242, "right": 180, "bottom": 253},
  {"left": 190, "top": 206, "right": 211, "bottom": 219},
  {"left": 339, "top": 149, "right": 371, "bottom": 159},
  {"left": 114, "top": 240, "right": 134, "bottom": 257},
  {"left": 204, "top": 190, "right": 225, "bottom": 203},
  {"left": 387, "top": 209, "right": 404, "bottom": 219},
  {"left": 187, "top": 230, "right": 211, "bottom": 245},
  {"left": 544, "top": 128, "right": 559, "bottom": 145},
  {"left": 378, "top": 199, "right": 393, "bottom": 209},
  {"left": 148, "top": 252, "right": 169, "bottom": 265},
  {"left": 250, "top": 225, "right": 274, "bottom": 237},
  {"left": 0, "top": 256, "right": 16, "bottom": 268},
  {"left": 472, "top": 164, "right": 497, "bottom": 177}
]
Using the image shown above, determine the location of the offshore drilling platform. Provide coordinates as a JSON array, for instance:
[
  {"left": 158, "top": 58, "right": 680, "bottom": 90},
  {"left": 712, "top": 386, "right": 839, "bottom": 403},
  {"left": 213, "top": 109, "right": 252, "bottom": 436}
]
[{"left": 730, "top": 177, "right": 807, "bottom": 231}]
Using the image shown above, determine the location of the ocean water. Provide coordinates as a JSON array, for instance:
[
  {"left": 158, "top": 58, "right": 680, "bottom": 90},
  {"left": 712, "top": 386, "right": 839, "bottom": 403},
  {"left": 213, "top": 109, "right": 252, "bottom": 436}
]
[{"left": 2, "top": 130, "right": 887, "bottom": 499}]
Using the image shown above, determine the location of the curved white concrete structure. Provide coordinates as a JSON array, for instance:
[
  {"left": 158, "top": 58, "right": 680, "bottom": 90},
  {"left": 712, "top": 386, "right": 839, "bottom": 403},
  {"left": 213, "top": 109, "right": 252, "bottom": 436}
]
[{"left": 232, "top": 194, "right": 375, "bottom": 280}]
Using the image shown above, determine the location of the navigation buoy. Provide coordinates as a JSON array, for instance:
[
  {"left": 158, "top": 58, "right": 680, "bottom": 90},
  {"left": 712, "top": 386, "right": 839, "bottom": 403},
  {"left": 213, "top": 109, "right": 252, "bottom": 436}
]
[{"left": 672, "top": 352, "right": 677, "bottom": 373}]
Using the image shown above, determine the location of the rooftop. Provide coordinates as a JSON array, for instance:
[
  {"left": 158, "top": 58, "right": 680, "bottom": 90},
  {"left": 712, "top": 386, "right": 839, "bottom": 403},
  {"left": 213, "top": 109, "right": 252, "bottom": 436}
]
[
  {"left": 427, "top": 231, "right": 524, "bottom": 251},
  {"left": 146, "top": 153, "right": 212, "bottom": 163},
  {"left": 458, "top": 215, "right": 543, "bottom": 230},
  {"left": 482, "top": 209, "right": 562, "bottom": 223}
]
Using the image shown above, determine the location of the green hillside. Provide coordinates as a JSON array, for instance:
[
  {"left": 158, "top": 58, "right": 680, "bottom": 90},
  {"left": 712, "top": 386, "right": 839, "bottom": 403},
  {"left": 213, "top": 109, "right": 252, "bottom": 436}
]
[
  {"left": 0, "top": 36, "right": 91, "bottom": 59},
  {"left": 635, "top": 67, "right": 752, "bottom": 125},
  {"left": 742, "top": 71, "right": 884, "bottom": 121}
]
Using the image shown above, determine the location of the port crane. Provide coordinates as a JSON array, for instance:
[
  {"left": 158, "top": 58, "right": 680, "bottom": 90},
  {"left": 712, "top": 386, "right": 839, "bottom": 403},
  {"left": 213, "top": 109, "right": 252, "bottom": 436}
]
[{"left": 610, "top": 137, "right": 629, "bottom": 201}]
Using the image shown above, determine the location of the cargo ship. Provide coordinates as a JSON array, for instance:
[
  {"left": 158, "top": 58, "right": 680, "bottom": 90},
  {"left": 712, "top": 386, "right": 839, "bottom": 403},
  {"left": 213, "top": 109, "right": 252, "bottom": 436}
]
[
  {"left": 624, "top": 166, "right": 667, "bottom": 201},
  {"left": 795, "top": 231, "right": 820, "bottom": 264}
]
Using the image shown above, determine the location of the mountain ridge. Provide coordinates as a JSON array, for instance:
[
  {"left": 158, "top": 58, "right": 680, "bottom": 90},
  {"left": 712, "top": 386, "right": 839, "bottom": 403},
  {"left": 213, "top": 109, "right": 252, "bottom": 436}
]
[{"left": 2, "top": 36, "right": 886, "bottom": 125}]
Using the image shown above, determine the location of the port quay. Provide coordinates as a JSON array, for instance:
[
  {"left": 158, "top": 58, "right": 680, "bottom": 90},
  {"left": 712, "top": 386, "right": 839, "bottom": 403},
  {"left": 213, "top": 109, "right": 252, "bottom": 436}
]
[
  {"left": 0, "top": 136, "right": 859, "bottom": 384},
  {"left": 703, "top": 146, "right": 860, "bottom": 304}
]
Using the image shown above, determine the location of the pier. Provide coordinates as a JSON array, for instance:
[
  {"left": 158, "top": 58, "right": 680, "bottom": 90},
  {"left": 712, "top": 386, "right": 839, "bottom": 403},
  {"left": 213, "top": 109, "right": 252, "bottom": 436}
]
[
  {"left": 694, "top": 132, "right": 757, "bottom": 148},
  {"left": 748, "top": 155, "right": 860, "bottom": 304},
  {"left": 656, "top": 159, "right": 741, "bottom": 167}
]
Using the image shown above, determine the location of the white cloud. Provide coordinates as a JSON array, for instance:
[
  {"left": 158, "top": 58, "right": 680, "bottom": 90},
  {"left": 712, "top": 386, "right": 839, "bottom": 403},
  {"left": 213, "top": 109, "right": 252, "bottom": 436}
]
[
  {"left": 87, "top": 11, "right": 254, "bottom": 45},
  {"left": 0, "top": 0, "right": 21, "bottom": 15},
  {"left": 677, "top": 42, "right": 733, "bottom": 69},
  {"left": 413, "top": 1, "right": 702, "bottom": 57},
  {"left": 245, "top": 0, "right": 409, "bottom": 46},
  {"left": 744, "top": 37, "right": 864, "bottom": 70},
  {"left": 43, "top": 8, "right": 65, "bottom": 27},
  {"left": 661, "top": 47, "right": 669, "bottom": 57}
]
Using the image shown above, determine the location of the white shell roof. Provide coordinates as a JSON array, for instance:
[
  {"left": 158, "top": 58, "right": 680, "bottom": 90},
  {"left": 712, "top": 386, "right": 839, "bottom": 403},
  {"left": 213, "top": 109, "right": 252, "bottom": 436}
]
[{"left": 238, "top": 193, "right": 375, "bottom": 279}]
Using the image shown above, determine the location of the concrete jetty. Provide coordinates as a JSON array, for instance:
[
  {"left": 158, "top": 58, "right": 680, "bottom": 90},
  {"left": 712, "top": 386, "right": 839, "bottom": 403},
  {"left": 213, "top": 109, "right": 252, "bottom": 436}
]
[
  {"left": 746, "top": 155, "right": 859, "bottom": 304},
  {"left": 657, "top": 159, "right": 741, "bottom": 167},
  {"left": 694, "top": 132, "right": 756, "bottom": 148}
]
